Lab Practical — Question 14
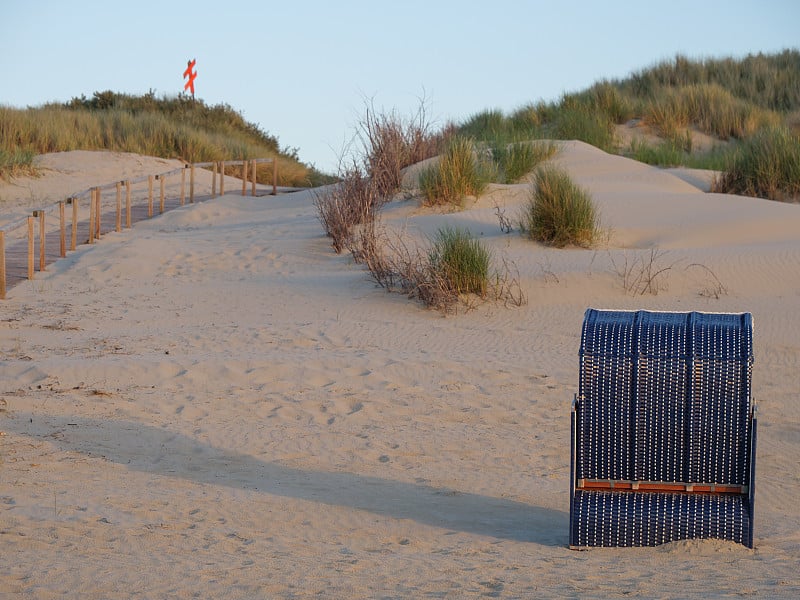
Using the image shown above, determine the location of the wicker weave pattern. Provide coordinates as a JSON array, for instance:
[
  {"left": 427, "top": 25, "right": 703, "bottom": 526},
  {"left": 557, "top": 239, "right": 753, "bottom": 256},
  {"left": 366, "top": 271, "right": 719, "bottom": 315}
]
[
  {"left": 570, "top": 309, "right": 756, "bottom": 548},
  {"left": 572, "top": 491, "right": 751, "bottom": 547}
]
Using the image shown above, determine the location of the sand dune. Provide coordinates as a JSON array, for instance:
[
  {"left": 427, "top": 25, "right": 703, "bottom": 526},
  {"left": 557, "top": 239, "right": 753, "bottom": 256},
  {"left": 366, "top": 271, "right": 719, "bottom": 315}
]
[{"left": 1, "top": 144, "right": 799, "bottom": 598}]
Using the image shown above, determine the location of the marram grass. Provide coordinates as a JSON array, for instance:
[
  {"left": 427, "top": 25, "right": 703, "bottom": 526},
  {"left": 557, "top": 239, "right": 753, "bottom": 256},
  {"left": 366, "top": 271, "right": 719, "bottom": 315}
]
[
  {"left": 520, "top": 165, "right": 599, "bottom": 247},
  {"left": 428, "top": 226, "right": 491, "bottom": 297},
  {"left": 419, "top": 137, "right": 493, "bottom": 205},
  {"left": 0, "top": 94, "right": 330, "bottom": 186}
]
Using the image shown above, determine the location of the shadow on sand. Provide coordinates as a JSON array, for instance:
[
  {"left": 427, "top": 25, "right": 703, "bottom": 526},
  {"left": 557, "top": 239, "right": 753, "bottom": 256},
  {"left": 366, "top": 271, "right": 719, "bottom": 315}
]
[{"left": 10, "top": 410, "right": 567, "bottom": 547}]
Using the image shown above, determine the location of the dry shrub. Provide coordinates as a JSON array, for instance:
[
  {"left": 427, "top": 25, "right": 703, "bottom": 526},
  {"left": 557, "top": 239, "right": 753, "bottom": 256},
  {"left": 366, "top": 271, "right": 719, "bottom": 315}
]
[
  {"left": 346, "top": 216, "right": 394, "bottom": 285},
  {"left": 686, "top": 263, "right": 729, "bottom": 299},
  {"left": 359, "top": 98, "right": 447, "bottom": 199},
  {"left": 319, "top": 100, "right": 525, "bottom": 313},
  {"left": 609, "top": 248, "right": 728, "bottom": 298},
  {"left": 347, "top": 221, "right": 458, "bottom": 311},
  {"left": 609, "top": 248, "right": 674, "bottom": 296},
  {"left": 349, "top": 220, "right": 525, "bottom": 313},
  {"left": 313, "top": 165, "right": 379, "bottom": 253}
]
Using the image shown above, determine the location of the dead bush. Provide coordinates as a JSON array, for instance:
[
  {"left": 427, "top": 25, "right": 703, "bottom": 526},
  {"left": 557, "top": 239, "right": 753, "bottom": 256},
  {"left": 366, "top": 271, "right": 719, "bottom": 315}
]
[
  {"left": 609, "top": 248, "right": 728, "bottom": 298},
  {"left": 313, "top": 165, "right": 379, "bottom": 253},
  {"left": 349, "top": 219, "right": 525, "bottom": 313},
  {"left": 359, "top": 97, "right": 450, "bottom": 199},
  {"left": 609, "top": 248, "right": 674, "bottom": 296},
  {"left": 686, "top": 263, "right": 729, "bottom": 299}
]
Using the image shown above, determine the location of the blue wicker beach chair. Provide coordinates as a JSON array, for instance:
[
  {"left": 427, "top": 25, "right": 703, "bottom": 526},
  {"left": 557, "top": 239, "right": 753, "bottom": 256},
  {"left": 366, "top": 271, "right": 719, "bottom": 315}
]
[{"left": 569, "top": 309, "right": 757, "bottom": 548}]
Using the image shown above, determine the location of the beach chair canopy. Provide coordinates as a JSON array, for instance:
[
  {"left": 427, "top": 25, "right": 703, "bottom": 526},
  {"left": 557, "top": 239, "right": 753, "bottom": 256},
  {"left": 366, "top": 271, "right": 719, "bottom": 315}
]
[{"left": 569, "top": 309, "right": 757, "bottom": 548}]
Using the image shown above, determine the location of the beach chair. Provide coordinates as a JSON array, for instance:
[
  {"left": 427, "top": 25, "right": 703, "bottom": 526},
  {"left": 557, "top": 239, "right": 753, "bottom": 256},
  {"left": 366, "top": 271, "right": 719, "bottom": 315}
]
[{"left": 569, "top": 309, "right": 757, "bottom": 548}]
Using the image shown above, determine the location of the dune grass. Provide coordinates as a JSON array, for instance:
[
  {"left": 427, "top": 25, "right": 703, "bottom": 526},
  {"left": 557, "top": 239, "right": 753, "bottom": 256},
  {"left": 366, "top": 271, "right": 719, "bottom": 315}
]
[
  {"left": 455, "top": 111, "right": 556, "bottom": 183},
  {"left": 549, "top": 106, "right": 618, "bottom": 153},
  {"left": 520, "top": 166, "right": 599, "bottom": 247},
  {"left": 0, "top": 144, "right": 36, "bottom": 178},
  {"left": 452, "top": 50, "right": 800, "bottom": 202},
  {"left": 712, "top": 126, "right": 800, "bottom": 201},
  {"left": 458, "top": 109, "right": 511, "bottom": 140},
  {"left": 428, "top": 226, "right": 491, "bottom": 297},
  {"left": 645, "top": 84, "right": 780, "bottom": 140},
  {"left": 489, "top": 139, "right": 558, "bottom": 183},
  {"left": 419, "top": 137, "right": 494, "bottom": 205},
  {"left": 626, "top": 136, "right": 734, "bottom": 170},
  {"left": 624, "top": 50, "right": 800, "bottom": 112},
  {"left": 0, "top": 91, "right": 332, "bottom": 186}
]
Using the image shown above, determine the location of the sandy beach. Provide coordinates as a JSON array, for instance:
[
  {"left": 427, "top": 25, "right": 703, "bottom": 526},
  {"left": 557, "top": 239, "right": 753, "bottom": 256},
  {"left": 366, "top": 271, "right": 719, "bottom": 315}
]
[{"left": 1, "top": 144, "right": 799, "bottom": 598}]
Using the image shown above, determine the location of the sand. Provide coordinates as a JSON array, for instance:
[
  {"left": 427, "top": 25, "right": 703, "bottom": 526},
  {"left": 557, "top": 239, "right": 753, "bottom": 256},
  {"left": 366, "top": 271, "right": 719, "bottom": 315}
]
[{"left": 1, "top": 144, "right": 799, "bottom": 598}]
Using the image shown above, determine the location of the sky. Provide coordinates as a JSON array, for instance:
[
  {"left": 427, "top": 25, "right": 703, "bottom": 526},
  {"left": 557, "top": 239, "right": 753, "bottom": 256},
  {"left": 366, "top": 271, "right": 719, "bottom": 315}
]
[{"left": 2, "top": 0, "right": 798, "bottom": 173}]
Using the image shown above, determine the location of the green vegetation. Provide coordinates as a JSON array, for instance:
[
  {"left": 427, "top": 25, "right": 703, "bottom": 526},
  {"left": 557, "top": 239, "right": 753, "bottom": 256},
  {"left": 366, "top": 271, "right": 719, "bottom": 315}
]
[
  {"left": 428, "top": 226, "right": 491, "bottom": 297},
  {"left": 0, "top": 90, "right": 333, "bottom": 186},
  {"left": 552, "top": 106, "right": 618, "bottom": 152},
  {"left": 712, "top": 126, "right": 800, "bottom": 201},
  {"left": 622, "top": 50, "right": 800, "bottom": 112},
  {"left": 315, "top": 103, "right": 526, "bottom": 313},
  {"left": 0, "top": 146, "right": 36, "bottom": 178},
  {"left": 454, "top": 50, "right": 800, "bottom": 202},
  {"left": 520, "top": 166, "right": 599, "bottom": 248},
  {"left": 419, "top": 137, "right": 494, "bottom": 205},
  {"left": 644, "top": 84, "right": 779, "bottom": 140},
  {"left": 627, "top": 137, "right": 733, "bottom": 170},
  {"left": 6, "top": 51, "right": 800, "bottom": 199},
  {"left": 490, "top": 139, "right": 557, "bottom": 183}
]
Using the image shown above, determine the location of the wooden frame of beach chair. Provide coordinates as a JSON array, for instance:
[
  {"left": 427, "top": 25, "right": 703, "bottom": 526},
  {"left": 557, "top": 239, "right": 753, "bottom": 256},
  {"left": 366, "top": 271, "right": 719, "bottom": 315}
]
[{"left": 569, "top": 309, "right": 757, "bottom": 548}]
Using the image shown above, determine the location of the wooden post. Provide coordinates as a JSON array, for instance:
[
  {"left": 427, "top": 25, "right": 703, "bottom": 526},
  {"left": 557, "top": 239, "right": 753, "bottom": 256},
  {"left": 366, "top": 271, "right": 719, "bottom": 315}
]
[
  {"left": 190, "top": 164, "right": 195, "bottom": 203},
  {"left": 181, "top": 166, "right": 186, "bottom": 206},
  {"left": 159, "top": 174, "right": 165, "bottom": 214},
  {"left": 71, "top": 198, "right": 78, "bottom": 251},
  {"left": 116, "top": 182, "right": 122, "bottom": 232},
  {"left": 241, "top": 160, "right": 248, "bottom": 196},
  {"left": 27, "top": 216, "right": 35, "bottom": 278},
  {"left": 95, "top": 187, "right": 101, "bottom": 239},
  {"left": 251, "top": 160, "right": 257, "bottom": 196},
  {"left": 125, "top": 181, "right": 132, "bottom": 228},
  {"left": 148, "top": 175, "right": 154, "bottom": 217},
  {"left": 211, "top": 162, "right": 217, "bottom": 198},
  {"left": 89, "top": 190, "right": 95, "bottom": 244},
  {"left": 0, "top": 230, "right": 6, "bottom": 299},
  {"left": 59, "top": 201, "right": 66, "bottom": 257},
  {"left": 220, "top": 161, "right": 225, "bottom": 195},
  {"left": 272, "top": 158, "right": 278, "bottom": 195},
  {"left": 37, "top": 211, "right": 46, "bottom": 271}
]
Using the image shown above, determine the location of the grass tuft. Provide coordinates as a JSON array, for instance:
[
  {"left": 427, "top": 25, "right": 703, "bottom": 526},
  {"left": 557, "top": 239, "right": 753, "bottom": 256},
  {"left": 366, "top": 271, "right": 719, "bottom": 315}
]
[
  {"left": 428, "top": 226, "right": 491, "bottom": 297},
  {"left": 490, "top": 139, "right": 557, "bottom": 183},
  {"left": 520, "top": 166, "right": 599, "bottom": 247},
  {"left": 551, "top": 107, "right": 617, "bottom": 152},
  {"left": 419, "top": 137, "right": 494, "bottom": 205},
  {"left": 0, "top": 145, "right": 37, "bottom": 179}
]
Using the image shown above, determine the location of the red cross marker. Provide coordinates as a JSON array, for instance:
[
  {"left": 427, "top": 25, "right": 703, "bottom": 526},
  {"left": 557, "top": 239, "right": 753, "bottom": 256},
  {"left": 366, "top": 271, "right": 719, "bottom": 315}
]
[{"left": 183, "top": 59, "right": 197, "bottom": 96}]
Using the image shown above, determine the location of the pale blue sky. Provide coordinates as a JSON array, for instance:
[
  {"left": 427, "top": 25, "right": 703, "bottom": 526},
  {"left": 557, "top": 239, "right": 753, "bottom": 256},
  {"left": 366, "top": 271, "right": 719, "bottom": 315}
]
[{"left": 2, "top": 0, "right": 798, "bottom": 172}]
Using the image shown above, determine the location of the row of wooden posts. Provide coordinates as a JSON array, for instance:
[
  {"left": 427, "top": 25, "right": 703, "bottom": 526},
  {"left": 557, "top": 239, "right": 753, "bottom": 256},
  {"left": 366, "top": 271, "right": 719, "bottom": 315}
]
[{"left": 0, "top": 158, "right": 277, "bottom": 299}]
